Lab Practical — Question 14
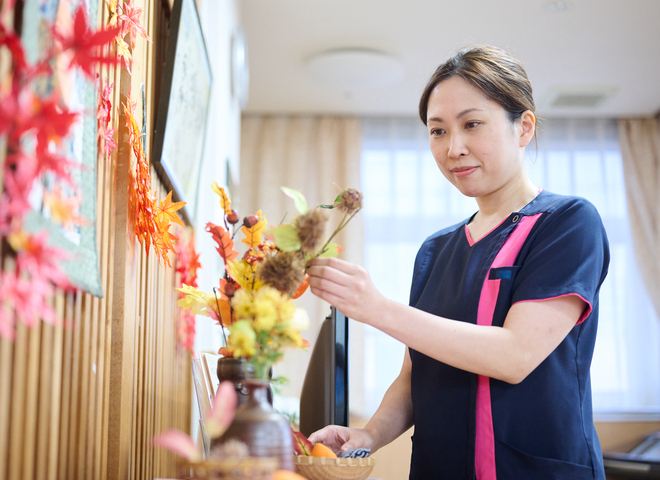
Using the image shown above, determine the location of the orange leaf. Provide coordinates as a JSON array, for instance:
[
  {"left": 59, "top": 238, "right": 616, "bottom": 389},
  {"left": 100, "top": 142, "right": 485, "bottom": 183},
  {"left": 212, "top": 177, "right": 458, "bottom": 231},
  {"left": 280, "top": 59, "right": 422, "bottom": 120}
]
[
  {"left": 214, "top": 297, "right": 233, "bottom": 327},
  {"left": 211, "top": 182, "right": 233, "bottom": 215},
  {"left": 291, "top": 275, "right": 309, "bottom": 299},
  {"left": 157, "top": 191, "right": 185, "bottom": 227},
  {"left": 218, "top": 346, "right": 234, "bottom": 357},
  {"left": 240, "top": 210, "right": 267, "bottom": 248},
  {"left": 206, "top": 222, "right": 239, "bottom": 263}
]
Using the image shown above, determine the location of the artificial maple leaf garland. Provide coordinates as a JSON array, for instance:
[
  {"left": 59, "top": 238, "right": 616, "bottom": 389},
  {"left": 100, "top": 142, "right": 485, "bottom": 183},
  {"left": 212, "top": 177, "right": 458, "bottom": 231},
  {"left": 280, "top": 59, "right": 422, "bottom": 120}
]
[
  {"left": 123, "top": 96, "right": 185, "bottom": 267},
  {"left": 175, "top": 234, "right": 201, "bottom": 353},
  {"left": 97, "top": 79, "right": 117, "bottom": 159},
  {"left": 52, "top": 5, "right": 122, "bottom": 80},
  {"left": 0, "top": 2, "right": 182, "bottom": 341},
  {"left": 118, "top": 0, "right": 152, "bottom": 49},
  {"left": 0, "top": 5, "right": 121, "bottom": 340}
]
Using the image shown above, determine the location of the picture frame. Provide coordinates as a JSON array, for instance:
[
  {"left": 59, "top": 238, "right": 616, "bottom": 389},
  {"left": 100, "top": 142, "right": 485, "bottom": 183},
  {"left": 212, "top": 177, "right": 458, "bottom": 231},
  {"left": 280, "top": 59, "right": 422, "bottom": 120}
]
[
  {"left": 152, "top": 0, "right": 213, "bottom": 225},
  {"left": 20, "top": 0, "right": 103, "bottom": 297}
]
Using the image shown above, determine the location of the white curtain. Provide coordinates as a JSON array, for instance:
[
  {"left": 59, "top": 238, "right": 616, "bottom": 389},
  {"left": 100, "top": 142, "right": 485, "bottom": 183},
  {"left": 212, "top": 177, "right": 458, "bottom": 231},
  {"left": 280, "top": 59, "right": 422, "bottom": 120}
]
[
  {"left": 618, "top": 118, "right": 660, "bottom": 318},
  {"left": 358, "top": 117, "right": 660, "bottom": 417},
  {"left": 238, "top": 116, "right": 366, "bottom": 412}
]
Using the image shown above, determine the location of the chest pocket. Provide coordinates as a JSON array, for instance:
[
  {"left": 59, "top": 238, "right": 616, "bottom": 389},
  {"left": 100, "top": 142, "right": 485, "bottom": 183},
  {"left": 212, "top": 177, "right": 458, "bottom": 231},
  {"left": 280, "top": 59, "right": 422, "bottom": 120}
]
[{"left": 488, "top": 266, "right": 521, "bottom": 327}]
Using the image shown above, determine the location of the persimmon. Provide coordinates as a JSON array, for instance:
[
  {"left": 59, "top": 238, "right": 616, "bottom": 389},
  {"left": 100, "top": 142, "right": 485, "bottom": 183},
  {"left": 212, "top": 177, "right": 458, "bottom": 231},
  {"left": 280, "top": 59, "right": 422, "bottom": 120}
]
[
  {"left": 274, "top": 470, "right": 306, "bottom": 480},
  {"left": 311, "top": 442, "right": 337, "bottom": 458}
]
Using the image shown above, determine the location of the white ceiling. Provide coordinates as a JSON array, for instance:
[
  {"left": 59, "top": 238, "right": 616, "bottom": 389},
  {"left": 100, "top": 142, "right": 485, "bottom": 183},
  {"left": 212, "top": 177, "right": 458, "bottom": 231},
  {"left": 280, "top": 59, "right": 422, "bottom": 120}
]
[{"left": 238, "top": 0, "right": 660, "bottom": 118}]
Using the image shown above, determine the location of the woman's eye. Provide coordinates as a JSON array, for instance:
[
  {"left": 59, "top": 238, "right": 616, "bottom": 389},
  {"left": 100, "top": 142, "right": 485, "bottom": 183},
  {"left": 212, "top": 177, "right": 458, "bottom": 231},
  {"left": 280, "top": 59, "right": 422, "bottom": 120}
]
[
  {"left": 465, "top": 121, "right": 480, "bottom": 129},
  {"left": 430, "top": 128, "right": 445, "bottom": 136}
]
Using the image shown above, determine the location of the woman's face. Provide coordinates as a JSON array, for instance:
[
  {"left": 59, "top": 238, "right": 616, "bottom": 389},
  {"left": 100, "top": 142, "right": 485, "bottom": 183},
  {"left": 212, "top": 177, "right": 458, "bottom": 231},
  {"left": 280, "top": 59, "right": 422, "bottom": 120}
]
[{"left": 426, "top": 76, "right": 533, "bottom": 200}]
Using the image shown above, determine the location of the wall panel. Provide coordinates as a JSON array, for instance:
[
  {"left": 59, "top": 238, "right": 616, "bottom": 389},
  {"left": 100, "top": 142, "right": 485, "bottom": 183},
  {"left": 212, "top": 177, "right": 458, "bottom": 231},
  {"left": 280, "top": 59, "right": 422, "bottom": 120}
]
[{"left": 0, "top": 0, "right": 192, "bottom": 479}]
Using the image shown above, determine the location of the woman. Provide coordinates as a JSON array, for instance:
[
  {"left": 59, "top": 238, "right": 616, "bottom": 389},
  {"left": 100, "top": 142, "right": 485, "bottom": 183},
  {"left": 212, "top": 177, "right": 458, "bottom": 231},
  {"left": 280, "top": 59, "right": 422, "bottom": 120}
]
[{"left": 306, "top": 46, "right": 609, "bottom": 479}]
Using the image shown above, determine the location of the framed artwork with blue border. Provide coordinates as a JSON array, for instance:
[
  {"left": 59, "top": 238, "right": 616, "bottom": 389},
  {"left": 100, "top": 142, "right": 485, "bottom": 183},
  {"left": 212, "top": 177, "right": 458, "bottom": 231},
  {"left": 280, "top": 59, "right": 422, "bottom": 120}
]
[{"left": 20, "top": 0, "right": 103, "bottom": 297}]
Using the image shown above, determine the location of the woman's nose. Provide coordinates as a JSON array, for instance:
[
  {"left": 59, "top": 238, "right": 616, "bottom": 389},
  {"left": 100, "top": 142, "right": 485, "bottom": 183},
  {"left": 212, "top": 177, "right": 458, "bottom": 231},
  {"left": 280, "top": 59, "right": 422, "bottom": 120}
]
[{"left": 447, "top": 133, "right": 468, "bottom": 158}]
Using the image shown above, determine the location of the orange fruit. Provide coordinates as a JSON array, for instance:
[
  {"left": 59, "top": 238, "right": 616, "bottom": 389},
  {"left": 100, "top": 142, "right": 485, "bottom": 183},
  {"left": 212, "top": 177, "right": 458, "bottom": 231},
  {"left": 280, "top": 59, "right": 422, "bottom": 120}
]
[
  {"left": 310, "top": 442, "right": 337, "bottom": 458},
  {"left": 274, "top": 471, "right": 307, "bottom": 480}
]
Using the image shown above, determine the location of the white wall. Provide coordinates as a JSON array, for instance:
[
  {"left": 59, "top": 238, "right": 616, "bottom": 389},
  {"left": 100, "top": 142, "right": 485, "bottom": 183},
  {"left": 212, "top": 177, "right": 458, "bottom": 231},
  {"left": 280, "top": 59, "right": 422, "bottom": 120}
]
[
  {"left": 194, "top": 0, "right": 242, "bottom": 354},
  {"left": 190, "top": 0, "right": 243, "bottom": 442}
]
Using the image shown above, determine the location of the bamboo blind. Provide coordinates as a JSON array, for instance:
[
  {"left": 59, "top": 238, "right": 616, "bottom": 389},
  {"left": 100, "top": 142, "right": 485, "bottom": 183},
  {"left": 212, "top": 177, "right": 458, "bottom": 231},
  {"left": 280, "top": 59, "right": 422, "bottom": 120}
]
[{"left": 0, "top": 1, "right": 192, "bottom": 479}]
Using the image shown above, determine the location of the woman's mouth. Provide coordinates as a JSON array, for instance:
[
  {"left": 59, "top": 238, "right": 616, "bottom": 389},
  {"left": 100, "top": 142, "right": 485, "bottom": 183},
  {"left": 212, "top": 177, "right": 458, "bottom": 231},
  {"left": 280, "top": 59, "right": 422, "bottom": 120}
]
[{"left": 451, "top": 166, "right": 478, "bottom": 178}]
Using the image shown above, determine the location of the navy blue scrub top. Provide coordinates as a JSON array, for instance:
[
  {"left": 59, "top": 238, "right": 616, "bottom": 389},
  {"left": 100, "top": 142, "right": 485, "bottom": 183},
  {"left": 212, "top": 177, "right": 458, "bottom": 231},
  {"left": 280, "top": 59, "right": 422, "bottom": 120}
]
[{"left": 408, "top": 190, "right": 610, "bottom": 480}]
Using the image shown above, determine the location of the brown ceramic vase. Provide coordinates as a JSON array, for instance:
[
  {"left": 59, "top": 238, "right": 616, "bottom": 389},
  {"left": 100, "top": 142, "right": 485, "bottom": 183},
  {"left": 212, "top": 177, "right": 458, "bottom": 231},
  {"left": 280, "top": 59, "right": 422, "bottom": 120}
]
[
  {"left": 216, "top": 356, "right": 254, "bottom": 407},
  {"left": 212, "top": 379, "right": 294, "bottom": 471}
]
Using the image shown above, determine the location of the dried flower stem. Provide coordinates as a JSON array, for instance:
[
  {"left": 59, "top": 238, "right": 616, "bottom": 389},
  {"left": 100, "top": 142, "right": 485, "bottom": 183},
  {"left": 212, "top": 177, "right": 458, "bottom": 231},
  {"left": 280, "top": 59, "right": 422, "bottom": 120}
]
[
  {"left": 314, "top": 208, "right": 362, "bottom": 260},
  {"left": 212, "top": 287, "right": 229, "bottom": 346}
]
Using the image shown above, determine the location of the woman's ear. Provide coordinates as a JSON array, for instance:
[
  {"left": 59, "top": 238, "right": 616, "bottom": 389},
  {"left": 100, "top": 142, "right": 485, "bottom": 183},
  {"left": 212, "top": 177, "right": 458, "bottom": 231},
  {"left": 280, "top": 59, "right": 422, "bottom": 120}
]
[{"left": 518, "top": 110, "right": 536, "bottom": 148}]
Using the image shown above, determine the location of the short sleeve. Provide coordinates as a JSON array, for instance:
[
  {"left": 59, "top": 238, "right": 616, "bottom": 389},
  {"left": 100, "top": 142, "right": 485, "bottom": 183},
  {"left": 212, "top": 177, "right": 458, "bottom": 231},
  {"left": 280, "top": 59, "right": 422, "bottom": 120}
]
[{"left": 511, "top": 198, "right": 610, "bottom": 323}]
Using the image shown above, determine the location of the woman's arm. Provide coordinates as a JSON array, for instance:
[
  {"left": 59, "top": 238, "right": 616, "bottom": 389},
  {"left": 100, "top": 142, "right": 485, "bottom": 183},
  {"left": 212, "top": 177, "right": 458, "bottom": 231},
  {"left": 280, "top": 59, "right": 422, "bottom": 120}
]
[
  {"left": 307, "top": 257, "right": 584, "bottom": 384},
  {"left": 309, "top": 349, "right": 414, "bottom": 453}
]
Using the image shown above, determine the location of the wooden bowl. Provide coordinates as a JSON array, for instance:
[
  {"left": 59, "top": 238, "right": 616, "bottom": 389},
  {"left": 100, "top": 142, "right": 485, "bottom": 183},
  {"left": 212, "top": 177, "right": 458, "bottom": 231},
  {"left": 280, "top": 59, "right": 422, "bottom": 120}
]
[
  {"left": 293, "top": 456, "right": 375, "bottom": 480},
  {"left": 188, "top": 457, "right": 278, "bottom": 480}
]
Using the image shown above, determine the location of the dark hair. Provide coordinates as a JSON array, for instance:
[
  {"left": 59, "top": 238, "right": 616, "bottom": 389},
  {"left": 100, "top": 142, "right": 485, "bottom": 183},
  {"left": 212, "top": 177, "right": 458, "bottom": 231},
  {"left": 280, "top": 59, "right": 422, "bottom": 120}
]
[{"left": 419, "top": 46, "right": 536, "bottom": 131}]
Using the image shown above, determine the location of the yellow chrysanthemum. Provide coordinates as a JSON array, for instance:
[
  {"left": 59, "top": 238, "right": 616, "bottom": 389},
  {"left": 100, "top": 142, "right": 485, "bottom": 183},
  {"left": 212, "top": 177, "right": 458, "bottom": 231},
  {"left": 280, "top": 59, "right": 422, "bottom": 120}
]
[
  {"left": 252, "top": 299, "right": 278, "bottom": 332},
  {"left": 230, "top": 288, "right": 254, "bottom": 321},
  {"left": 276, "top": 300, "right": 297, "bottom": 324},
  {"left": 280, "top": 329, "right": 304, "bottom": 348},
  {"left": 227, "top": 320, "right": 257, "bottom": 357},
  {"left": 256, "top": 286, "right": 284, "bottom": 306}
]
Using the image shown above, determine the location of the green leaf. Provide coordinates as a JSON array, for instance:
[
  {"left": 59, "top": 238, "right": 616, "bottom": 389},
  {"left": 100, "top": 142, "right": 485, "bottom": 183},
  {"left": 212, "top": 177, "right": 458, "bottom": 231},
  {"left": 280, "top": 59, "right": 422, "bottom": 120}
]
[
  {"left": 318, "top": 243, "right": 343, "bottom": 258},
  {"left": 272, "top": 224, "right": 302, "bottom": 252},
  {"left": 281, "top": 187, "right": 308, "bottom": 214},
  {"left": 319, "top": 204, "right": 335, "bottom": 209}
]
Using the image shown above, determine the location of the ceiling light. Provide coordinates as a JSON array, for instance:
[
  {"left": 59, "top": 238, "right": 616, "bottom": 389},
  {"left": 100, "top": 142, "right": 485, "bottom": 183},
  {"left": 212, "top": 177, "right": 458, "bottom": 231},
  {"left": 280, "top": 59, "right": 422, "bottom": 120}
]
[
  {"left": 545, "top": 1, "right": 571, "bottom": 13},
  {"left": 305, "top": 48, "right": 405, "bottom": 92},
  {"left": 544, "top": 86, "right": 617, "bottom": 108}
]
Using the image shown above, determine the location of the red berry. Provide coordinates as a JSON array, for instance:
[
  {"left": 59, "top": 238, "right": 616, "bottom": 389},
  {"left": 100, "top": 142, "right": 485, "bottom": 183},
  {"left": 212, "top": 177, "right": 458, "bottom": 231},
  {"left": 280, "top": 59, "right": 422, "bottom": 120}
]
[
  {"left": 243, "top": 215, "right": 259, "bottom": 228},
  {"left": 224, "top": 283, "right": 236, "bottom": 297},
  {"left": 227, "top": 210, "right": 239, "bottom": 224}
]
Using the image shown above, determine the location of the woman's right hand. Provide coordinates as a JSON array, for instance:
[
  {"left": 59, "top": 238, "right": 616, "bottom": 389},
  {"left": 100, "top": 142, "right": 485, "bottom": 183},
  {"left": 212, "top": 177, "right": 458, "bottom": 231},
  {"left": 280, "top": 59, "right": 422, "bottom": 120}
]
[{"left": 308, "top": 425, "right": 376, "bottom": 453}]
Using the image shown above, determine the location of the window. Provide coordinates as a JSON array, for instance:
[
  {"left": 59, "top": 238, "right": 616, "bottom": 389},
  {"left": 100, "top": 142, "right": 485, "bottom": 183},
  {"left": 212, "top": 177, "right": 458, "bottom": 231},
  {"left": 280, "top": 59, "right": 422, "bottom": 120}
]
[{"left": 356, "top": 117, "right": 660, "bottom": 418}]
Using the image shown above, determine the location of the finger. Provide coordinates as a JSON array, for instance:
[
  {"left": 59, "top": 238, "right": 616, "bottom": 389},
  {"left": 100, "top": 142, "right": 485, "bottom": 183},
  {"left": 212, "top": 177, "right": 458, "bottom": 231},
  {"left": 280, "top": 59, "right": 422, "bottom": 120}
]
[
  {"left": 308, "top": 426, "right": 333, "bottom": 444},
  {"left": 308, "top": 257, "right": 355, "bottom": 274},
  {"left": 307, "top": 267, "right": 353, "bottom": 295},
  {"left": 309, "top": 284, "right": 346, "bottom": 308},
  {"left": 340, "top": 440, "right": 357, "bottom": 452}
]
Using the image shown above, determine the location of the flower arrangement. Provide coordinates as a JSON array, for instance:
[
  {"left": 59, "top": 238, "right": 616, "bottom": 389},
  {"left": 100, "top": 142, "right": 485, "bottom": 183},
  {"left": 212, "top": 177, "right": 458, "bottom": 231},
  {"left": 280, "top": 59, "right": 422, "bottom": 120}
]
[{"left": 177, "top": 184, "right": 363, "bottom": 379}]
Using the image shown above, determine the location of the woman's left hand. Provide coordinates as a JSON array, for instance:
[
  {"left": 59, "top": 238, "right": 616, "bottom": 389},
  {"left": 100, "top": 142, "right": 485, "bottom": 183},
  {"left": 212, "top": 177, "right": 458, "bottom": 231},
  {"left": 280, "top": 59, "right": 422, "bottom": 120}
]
[{"left": 306, "top": 257, "right": 386, "bottom": 324}]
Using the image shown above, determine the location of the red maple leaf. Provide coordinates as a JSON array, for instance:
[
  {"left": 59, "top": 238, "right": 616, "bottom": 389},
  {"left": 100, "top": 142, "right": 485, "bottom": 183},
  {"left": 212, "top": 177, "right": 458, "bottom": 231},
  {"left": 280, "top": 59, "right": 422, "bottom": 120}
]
[
  {"left": 0, "top": 88, "right": 42, "bottom": 145},
  {"left": 0, "top": 24, "right": 51, "bottom": 83},
  {"left": 97, "top": 79, "right": 114, "bottom": 130},
  {"left": 29, "top": 96, "right": 79, "bottom": 151},
  {"left": 15, "top": 231, "right": 73, "bottom": 290},
  {"left": 118, "top": 0, "right": 151, "bottom": 49},
  {"left": 34, "top": 144, "right": 78, "bottom": 186},
  {"left": 102, "top": 126, "right": 117, "bottom": 157},
  {"left": 0, "top": 273, "right": 58, "bottom": 334},
  {"left": 178, "top": 309, "right": 196, "bottom": 353},
  {"left": 176, "top": 235, "right": 201, "bottom": 288},
  {"left": 206, "top": 222, "right": 239, "bottom": 263},
  {"left": 0, "top": 91, "right": 77, "bottom": 153},
  {"left": 2, "top": 151, "right": 38, "bottom": 222},
  {"left": 53, "top": 4, "right": 121, "bottom": 79}
]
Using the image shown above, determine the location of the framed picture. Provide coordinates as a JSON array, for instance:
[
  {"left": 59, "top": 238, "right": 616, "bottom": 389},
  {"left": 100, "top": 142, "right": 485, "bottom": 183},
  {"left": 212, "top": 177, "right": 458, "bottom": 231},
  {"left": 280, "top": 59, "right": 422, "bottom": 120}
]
[
  {"left": 152, "top": 0, "right": 213, "bottom": 225},
  {"left": 20, "top": 0, "right": 103, "bottom": 297}
]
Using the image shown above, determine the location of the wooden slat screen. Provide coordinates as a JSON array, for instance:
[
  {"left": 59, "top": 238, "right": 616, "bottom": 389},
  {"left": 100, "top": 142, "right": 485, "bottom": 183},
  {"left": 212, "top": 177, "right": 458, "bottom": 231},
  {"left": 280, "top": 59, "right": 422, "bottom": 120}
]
[{"left": 0, "top": 1, "right": 192, "bottom": 479}]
